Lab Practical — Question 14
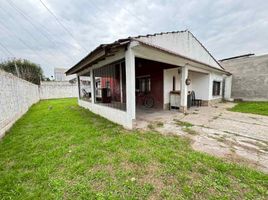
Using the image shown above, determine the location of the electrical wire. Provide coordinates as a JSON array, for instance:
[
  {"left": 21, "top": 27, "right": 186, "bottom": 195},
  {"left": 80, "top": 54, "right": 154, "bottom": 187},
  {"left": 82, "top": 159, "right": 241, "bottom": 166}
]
[
  {"left": 38, "top": 0, "right": 88, "bottom": 52},
  {"left": 6, "top": 0, "right": 78, "bottom": 62},
  {"left": 0, "top": 5, "right": 75, "bottom": 64},
  {"left": 0, "top": 21, "right": 53, "bottom": 67},
  {"left": 90, "top": 1, "right": 148, "bottom": 27}
]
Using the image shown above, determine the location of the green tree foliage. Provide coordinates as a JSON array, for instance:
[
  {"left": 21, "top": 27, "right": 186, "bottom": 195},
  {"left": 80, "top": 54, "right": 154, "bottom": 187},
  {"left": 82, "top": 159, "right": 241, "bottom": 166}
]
[{"left": 0, "top": 59, "right": 44, "bottom": 85}]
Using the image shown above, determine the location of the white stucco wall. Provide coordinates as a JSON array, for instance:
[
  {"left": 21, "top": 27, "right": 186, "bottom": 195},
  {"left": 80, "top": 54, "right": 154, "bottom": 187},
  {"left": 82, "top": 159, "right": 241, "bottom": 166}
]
[
  {"left": 0, "top": 70, "right": 40, "bottom": 138},
  {"left": 39, "top": 81, "right": 78, "bottom": 99},
  {"left": 78, "top": 99, "right": 133, "bottom": 129},
  {"left": 188, "top": 71, "right": 210, "bottom": 100},
  {"left": 137, "top": 31, "right": 221, "bottom": 70}
]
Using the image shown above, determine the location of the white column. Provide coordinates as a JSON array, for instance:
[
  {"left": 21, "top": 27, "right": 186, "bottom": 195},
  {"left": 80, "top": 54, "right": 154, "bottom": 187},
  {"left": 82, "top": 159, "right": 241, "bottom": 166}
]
[
  {"left": 77, "top": 74, "right": 81, "bottom": 99},
  {"left": 180, "top": 65, "right": 188, "bottom": 113},
  {"left": 125, "top": 45, "right": 136, "bottom": 128},
  {"left": 90, "top": 68, "right": 95, "bottom": 104},
  {"left": 208, "top": 73, "right": 213, "bottom": 100},
  {"left": 224, "top": 75, "right": 232, "bottom": 101}
]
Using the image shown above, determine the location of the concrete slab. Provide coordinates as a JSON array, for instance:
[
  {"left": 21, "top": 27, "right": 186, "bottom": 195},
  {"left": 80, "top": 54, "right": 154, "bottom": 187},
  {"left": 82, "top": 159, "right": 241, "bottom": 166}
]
[{"left": 135, "top": 103, "right": 268, "bottom": 173}]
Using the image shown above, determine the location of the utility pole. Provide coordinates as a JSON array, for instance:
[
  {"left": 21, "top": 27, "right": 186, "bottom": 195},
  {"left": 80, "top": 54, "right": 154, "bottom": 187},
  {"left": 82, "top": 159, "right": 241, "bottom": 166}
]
[{"left": 14, "top": 58, "right": 20, "bottom": 78}]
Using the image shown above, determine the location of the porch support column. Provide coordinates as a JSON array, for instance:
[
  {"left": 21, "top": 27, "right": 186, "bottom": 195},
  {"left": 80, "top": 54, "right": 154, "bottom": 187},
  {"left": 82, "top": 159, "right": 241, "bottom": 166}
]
[
  {"left": 125, "top": 46, "right": 136, "bottom": 128},
  {"left": 180, "top": 64, "right": 189, "bottom": 113},
  {"left": 90, "top": 68, "right": 95, "bottom": 104},
  {"left": 77, "top": 75, "right": 81, "bottom": 99}
]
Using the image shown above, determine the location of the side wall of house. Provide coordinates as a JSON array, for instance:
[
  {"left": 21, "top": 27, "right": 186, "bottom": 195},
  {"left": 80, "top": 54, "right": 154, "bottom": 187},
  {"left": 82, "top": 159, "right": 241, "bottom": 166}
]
[
  {"left": 0, "top": 70, "right": 40, "bottom": 138},
  {"left": 78, "top": 99, "right": 132, "bottom": 128},
  {"left": 188, "top": 71, "right": 210, "bottom": 100},
  {"left": 221, "top": 55, "right": 268, "bottom": 101},
  {"left": 137, "top": 31, "right": 221, "bottom": 69},
  {"left": 39, "top": 81, "right": 78, "bottom": 99}
]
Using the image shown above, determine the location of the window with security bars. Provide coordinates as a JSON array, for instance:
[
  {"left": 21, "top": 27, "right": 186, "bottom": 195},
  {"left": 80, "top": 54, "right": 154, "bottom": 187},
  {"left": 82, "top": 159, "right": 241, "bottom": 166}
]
[
  {"left": 212, "top": 81, "right": 221, "bottom": 96},
  {"left": 136, "top": 76, "right": 151, "bottom": 93},
  {"left": 93, "top": 60, "right": 126, "bottom": 111}
]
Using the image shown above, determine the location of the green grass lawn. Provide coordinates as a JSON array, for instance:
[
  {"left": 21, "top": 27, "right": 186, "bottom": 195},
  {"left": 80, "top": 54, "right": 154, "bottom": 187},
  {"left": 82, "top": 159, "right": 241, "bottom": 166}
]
[
  {"left": 0, "top": 99, "right": 267, "bottom": 199},
  {"left": 230, "top": 101, "right": 268, "bottom": 116}
]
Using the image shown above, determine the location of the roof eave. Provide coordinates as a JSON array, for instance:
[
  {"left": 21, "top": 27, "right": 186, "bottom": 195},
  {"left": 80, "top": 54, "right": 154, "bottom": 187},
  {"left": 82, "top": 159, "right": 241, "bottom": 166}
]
[
  {"left": 132, "top": 38, "right": 229, "bottom": 74},
  {"left": 66, "top": 40, "right": 130, "bottom": 75}
]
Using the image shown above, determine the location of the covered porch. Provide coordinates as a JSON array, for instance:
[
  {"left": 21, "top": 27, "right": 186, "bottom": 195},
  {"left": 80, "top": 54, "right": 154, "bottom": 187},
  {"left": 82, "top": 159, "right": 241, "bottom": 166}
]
[{"left": 76, "top": 44, "right": 220, "bottom": 129}]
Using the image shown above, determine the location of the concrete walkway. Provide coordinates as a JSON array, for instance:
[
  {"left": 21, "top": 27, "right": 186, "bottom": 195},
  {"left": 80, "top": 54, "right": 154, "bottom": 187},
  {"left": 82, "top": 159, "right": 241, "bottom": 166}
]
[{"left": 135, "top": 103, "right": 268, "bottom": 173}]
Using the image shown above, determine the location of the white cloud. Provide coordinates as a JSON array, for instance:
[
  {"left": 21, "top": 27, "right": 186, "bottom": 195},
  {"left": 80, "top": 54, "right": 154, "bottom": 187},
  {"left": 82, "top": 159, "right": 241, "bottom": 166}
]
[{"left": 0, "top": 0, "right": 267, "bottom": 76}]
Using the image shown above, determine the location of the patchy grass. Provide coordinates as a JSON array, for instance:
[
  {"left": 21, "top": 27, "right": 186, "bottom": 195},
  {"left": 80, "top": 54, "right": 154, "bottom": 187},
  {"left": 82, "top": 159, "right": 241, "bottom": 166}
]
[
  {"left": 156, "top": 121, "right": 164, "bottom": 127},
  {"left": 183, "top": 127, "right": 199, "bottom": 136},
  {"left": 148, "top": 121, "right": 164, "bottom": 130},
  {"left": 230, "top": 102, "right": 268, "bottom": 116},
  {"left": 0, "top": 99, "right": 267, "bottom": 199},
  {"left": 174, "top": 119, "right": 193, "bottom": 128}
]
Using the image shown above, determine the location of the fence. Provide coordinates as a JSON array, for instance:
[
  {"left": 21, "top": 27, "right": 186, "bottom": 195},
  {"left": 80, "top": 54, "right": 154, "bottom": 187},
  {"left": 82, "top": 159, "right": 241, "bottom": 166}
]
[
  {"left": 0, "top": 70, "right": 78, "bottom": 138},
  {"left": 39, "top": 81, "right": 77, "bottom": 99}
]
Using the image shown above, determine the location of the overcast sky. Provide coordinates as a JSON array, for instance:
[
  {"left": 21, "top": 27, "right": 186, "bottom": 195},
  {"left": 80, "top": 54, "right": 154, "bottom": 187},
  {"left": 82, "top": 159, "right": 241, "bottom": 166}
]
[{"left": 0, "top": 0, "right": 268, "bottom": 77}]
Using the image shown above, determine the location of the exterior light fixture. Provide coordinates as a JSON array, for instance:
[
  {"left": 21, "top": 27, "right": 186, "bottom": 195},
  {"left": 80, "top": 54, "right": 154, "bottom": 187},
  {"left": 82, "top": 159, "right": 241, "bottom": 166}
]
[{"left": 185, "top": 78, "right": 191, "bottom": 85}]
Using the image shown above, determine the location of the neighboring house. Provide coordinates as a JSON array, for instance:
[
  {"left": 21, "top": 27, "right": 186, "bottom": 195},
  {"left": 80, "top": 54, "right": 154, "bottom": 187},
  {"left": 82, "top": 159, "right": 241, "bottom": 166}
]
[
  {"left": 54, "top": 67, "right": 76, "bottom": 82},
  {"left": 54, "top": 68, "right": 67, "bottom": 81},
  {"left": 66, "top": 30, "right": 231, "bottom": 129},
  {"left": 220, "top": 53, "right": 268, "bottom": 101}
]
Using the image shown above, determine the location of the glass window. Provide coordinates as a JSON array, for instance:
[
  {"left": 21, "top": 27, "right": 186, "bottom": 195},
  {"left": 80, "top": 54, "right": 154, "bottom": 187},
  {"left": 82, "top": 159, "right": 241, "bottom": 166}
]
[
  {"left": 213, "top": 81, "right": 221, "bottom": 96},
  {"left": 136, "top": 76, "right": 151, "bottom": 93}
]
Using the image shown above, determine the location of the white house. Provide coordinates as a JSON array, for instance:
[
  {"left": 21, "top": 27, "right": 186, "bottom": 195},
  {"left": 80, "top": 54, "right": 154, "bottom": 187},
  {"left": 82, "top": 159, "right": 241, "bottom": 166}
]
[
  {"left": 54, "top": 67, "right": 76, "bottom": 82},
  {"left": 66, "top": 30, "right": 231, "bottom": 129}
]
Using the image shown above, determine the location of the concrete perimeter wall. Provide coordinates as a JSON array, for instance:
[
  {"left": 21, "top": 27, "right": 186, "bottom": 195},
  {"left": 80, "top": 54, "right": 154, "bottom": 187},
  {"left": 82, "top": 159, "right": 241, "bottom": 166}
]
[
  {"left": 0, "top": 70, "right": 40, "bottom": 138},
  {"left": 221, "top": 54, "right": 268, "bottom": 101},
  {"left": 39, "top": 81, "right": 78, "bottom": 99},
  {"left": 0, "top": 70, "right": 78, "bottom": 138}
]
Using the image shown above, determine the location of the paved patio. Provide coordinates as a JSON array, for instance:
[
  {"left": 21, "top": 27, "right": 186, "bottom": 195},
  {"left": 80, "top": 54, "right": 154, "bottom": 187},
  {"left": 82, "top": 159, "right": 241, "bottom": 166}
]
[{"left": 135, "top": 103, "right": 268, "bottom": 173}]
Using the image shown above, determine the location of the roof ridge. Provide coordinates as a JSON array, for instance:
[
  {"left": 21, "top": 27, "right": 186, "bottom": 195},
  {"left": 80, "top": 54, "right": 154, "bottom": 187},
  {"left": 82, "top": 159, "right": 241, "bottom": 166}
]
[{"left": 132, "top": 29, "right": 188, "bottom": 39}]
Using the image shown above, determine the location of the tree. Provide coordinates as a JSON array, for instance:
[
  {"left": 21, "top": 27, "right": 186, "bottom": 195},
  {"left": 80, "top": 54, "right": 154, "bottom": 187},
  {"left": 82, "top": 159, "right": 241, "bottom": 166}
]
[{"left": 0, "top": 59, "right": 44, "bottom": 85}]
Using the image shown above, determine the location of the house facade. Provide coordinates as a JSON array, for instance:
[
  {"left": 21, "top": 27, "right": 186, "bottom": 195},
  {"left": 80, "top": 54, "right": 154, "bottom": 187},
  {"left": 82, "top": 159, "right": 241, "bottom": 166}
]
[{"left": 66, "top": 30, "right": 231, "bottom": 129}]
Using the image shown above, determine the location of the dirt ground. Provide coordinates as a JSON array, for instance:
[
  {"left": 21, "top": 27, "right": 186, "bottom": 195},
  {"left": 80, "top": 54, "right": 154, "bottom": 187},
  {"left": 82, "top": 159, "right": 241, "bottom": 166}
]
[{"left": 135, "top": 103, "right": 268, "bottom": 173}]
